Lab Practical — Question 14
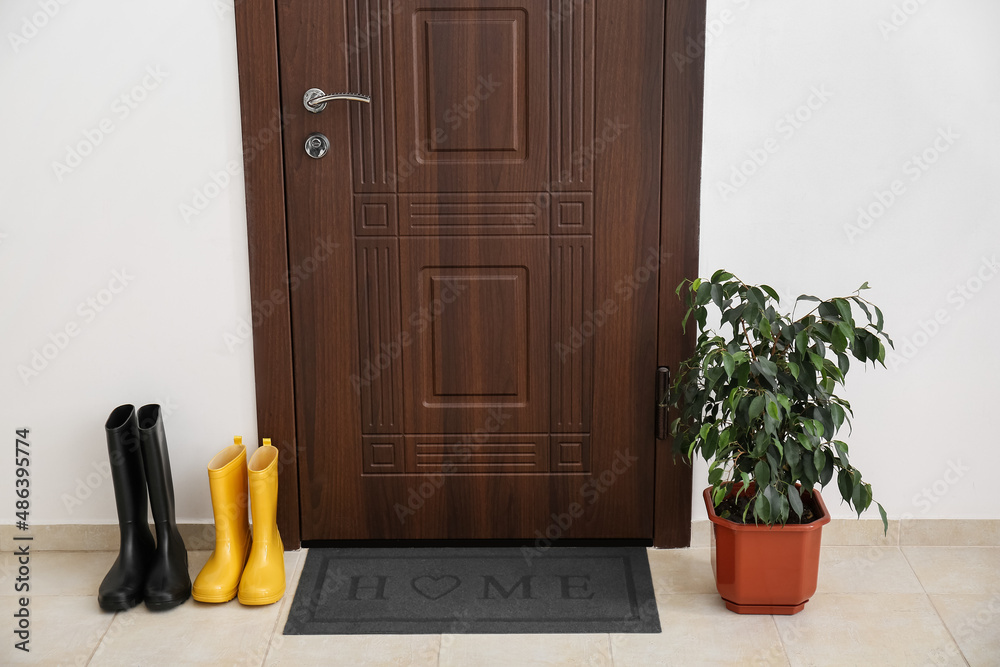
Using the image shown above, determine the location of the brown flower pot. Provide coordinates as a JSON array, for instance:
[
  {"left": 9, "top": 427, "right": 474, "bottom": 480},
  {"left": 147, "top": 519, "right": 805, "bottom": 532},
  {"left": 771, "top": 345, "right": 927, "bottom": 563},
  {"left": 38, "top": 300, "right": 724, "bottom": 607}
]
[{"left": 704, "top": 485, "right": 830, "bottom": 615}]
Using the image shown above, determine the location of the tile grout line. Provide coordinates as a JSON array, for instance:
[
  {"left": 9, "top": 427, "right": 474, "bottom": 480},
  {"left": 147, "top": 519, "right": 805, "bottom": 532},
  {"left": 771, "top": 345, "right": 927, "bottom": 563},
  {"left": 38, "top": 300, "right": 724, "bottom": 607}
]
[
  {"left": 85, "top": 608, "right": 118, "bottom": 667},
  {"left": 607, "top": 631, "right": 616, "bottom": 667},
  {"left": 260, "top": 595, "right": 290, "bottom": 666},
  {"left": 898, "top": 547, "right": 972, "bottom": 666},
  {"left": 261, "top": 550, "right": 306, "bottom": 666},
  {"left": 769, "top": 613, "right": 793, "bottom": 667}
]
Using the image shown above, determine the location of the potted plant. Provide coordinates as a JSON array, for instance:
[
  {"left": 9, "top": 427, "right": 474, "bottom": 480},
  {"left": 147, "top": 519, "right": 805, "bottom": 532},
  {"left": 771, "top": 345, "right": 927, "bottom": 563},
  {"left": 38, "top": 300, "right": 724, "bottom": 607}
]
[{"left": 667, "top": 270, "right": 892, "bottom": 615}]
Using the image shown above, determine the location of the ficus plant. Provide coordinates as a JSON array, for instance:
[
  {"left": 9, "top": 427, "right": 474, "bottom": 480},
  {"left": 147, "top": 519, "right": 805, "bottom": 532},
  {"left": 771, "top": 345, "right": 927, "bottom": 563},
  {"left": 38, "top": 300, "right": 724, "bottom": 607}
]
[{"left": 667, "top": 270, "right": 893, "bottom": 533}]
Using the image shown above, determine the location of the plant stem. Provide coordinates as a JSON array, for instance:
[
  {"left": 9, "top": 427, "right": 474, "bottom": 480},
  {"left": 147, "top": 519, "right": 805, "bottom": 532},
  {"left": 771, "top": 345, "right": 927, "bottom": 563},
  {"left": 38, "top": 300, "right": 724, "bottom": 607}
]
[{"left": 740, "top": 318, "right": 759, "bottom": 362}]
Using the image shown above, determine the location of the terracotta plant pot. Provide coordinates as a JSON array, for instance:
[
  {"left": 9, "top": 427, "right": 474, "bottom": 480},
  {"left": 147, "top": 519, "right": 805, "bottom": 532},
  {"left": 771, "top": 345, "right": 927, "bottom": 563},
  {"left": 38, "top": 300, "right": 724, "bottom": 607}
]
[{"left": 705, "top": 485, "right": 830, "bottom": 615}]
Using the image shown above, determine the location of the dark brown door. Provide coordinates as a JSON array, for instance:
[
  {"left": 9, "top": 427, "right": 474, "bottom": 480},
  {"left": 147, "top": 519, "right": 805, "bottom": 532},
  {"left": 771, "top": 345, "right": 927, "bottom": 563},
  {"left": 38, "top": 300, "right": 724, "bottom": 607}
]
[{"left": 276, "top": 0, "right": 666, "bottom": 540}]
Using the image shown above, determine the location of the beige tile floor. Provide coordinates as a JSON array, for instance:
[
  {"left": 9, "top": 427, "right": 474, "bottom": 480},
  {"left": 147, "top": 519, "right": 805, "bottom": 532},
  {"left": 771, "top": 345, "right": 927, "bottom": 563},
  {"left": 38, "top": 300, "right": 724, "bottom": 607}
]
[{"left": 1, "top": 546, "right": 997, "bottom": 666}]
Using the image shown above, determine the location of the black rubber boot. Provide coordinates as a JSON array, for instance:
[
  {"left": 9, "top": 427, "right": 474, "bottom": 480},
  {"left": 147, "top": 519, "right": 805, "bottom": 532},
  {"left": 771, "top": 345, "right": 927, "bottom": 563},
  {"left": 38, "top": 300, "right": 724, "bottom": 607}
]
[
  {"left": 98, "top": 405, "right": 156, "bottom": 612},
  {"left": 138, "top": 404, "right": 191, "bottom": 610}
]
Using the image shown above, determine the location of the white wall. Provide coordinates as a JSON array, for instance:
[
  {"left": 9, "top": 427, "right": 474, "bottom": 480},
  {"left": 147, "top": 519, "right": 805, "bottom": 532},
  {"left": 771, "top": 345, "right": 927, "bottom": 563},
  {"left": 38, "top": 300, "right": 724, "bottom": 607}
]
[
  {"left": 0, "top": 1, "right": 257, "bottom": 524},
  {"left": 696, "top": 0, "right": 1000, "bottom": 521},
  {"left": 1, "top": 0, "right": 996, "bottom": 528}
]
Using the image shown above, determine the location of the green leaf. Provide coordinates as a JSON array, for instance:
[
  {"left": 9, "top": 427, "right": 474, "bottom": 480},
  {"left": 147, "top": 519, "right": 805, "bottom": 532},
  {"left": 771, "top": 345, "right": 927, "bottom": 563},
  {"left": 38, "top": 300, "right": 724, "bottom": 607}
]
[
  {"left": 830, "top": 404, "right": 846, "bottom": 431},
  {"left": 763, "top": 485, "right": 787, "bottom": 524},
  {"left": 813, "top": 448, "right": 826, "bottom": 475},
  {"left": 837, "top": 352, "right": 850, "bottom": 376},
  {"left": 838, "top": 468, "right": 854, "bottom": 503},
  {"left": 796, "top": 295, "right": 821, "bottom": 303},
  {"left": 788, "top": 485, "right": 804, "bottom": 518},
  {"left": 877, "top": 502, "right": 888, "bottom": 535},
  {"left": 749, "top": 395, "right": 766, "bottom": 420},
  {"left": 711, "top": 283, "right": 724, "bottom": 310},
  {"left": 809, "top": 352, "right": 825, "bottom": 372},
  {"left": 696, "top": 280, "right": 712, "bottom": 306},
  {"left": 718, "top": 428, "right": 731, "bottom": 452},
  {"left": 833, "top": 439, "right": 850, "bottom": 467},
  {"left": 851, "top": 480, "right": 872, "bottom": 515},
  {"left": 834, "top": 298, "right": 854, "bottom": 325},
  {"left": 703, "top": 428, "right": 719, "bottom": 461},
  {"left": 852, "top": 297, "right": 873, "bottom": 323},
  {"left": 751, "top": 431, "right": 770, "bottom": 457},
  {"left": 722, "top": 352, "right": 735, "bottom": 378},
  {"left": 759, "top": 318, "right": 773, "bottom": 340},
  {"left": 755, "top": 493, "right": 771, "bottom": 523},
  {"left": 831, "top": 324, "right": 848, "bottom": 352},
  {"left": 784, "top": 439, "right": 801, "bottom": 468},
  {"left": 712, "top": 269, "right": 734, "bottom": 283},
  {"left": 874, "top": 305, "right": 884, "bottom": 331},
  {"left": 754, "top": 459, "right": 770, "bottom": 488},
  {"left": 801, "top": 451, "right": 817, "bottom": 483},
  {"left": 795, "top": 330, "right": 810, "bottom": 353},
  {"left": 757, "top": 358, "right": 778, "bottom": 378},
  {"left": 788, "top": 361, "right": 801, "bottom": 380},
  {"left": 865, "top": 334, "right": 879, "bottom": 361},
  {"left": 708, "top": 465, "right": 724, "bottom": 485},
  {"left": 761, "top": 284, "right": 780, "bottom": 301},
  {"left": 766, "top": 400, "right": 781, "bottom": 421},
  {"left": 713, "top": 485, "right": 727, "bottom": 507},
  {"left": 858, "top": 281, "right": 870, "bottom": 291},
  {"left": 819, "top": 453, "right": 834, "bottom": 486}
]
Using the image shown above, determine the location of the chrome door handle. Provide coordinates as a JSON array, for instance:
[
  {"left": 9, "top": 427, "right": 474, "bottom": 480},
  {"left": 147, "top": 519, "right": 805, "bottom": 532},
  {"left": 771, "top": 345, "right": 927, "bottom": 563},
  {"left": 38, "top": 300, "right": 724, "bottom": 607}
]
[{"left": 303, "top": 88, "right": 371, "bottom": 113}]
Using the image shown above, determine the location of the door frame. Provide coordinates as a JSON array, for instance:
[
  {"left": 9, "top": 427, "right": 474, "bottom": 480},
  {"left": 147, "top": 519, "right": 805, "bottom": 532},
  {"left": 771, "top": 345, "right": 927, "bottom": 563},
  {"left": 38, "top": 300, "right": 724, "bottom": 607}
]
[{"left": 233, "top": 0, "right": 706, "bottom": 549}]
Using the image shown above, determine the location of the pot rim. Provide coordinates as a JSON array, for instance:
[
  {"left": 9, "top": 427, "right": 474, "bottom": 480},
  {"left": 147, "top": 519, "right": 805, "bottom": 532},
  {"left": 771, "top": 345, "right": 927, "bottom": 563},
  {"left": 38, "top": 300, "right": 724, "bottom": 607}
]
[{"left": 703, "top": 484, "right": 831, "bottom": 532}]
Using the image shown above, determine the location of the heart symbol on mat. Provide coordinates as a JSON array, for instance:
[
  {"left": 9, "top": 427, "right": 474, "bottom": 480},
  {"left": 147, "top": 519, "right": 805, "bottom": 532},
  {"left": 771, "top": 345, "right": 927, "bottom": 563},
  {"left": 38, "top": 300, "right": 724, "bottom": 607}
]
[{"left": 411, "top": 575, "right": 461, "bottom": 600}]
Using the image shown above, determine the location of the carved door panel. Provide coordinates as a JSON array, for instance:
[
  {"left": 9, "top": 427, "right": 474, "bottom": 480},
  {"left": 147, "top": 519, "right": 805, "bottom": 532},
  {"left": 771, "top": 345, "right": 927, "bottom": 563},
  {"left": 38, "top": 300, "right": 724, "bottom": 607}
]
[{"left": 277, "top": 0, "right": 665, "bottom": 539}]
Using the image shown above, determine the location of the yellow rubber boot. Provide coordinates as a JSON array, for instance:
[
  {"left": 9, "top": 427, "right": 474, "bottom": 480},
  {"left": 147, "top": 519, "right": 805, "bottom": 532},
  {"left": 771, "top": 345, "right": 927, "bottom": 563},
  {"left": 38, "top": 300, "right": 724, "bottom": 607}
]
[
  {"left": 238, "top": 439, "right": 285, "bottom": 605},
  {"left": 192, "top": 437, "right": 251, "bottom": 603}
]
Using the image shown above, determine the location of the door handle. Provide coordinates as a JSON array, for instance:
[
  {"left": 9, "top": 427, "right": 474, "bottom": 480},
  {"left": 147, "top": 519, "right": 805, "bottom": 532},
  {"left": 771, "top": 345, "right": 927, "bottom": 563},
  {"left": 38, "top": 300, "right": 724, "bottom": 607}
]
[{"left": 303, "top": 88, "right": 371, "bottom": 113}]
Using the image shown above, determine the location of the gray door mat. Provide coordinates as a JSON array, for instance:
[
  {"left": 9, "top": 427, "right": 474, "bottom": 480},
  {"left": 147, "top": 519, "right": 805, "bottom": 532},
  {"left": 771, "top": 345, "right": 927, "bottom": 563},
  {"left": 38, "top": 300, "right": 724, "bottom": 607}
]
[{"left": 283, "top": 546, "right": 661, "bottom": 635}]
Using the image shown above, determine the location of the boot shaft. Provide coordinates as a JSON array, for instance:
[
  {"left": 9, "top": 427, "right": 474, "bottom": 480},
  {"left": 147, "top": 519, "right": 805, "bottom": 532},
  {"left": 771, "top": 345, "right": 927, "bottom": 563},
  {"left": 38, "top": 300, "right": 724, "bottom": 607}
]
[
  {"left": 104, "top": 404, "right": 148, "bottom": 526},
  {"left": 137, "top": 404, "right": 177, "bottom": 525},
  {"left": 207, "top": 441, "right": 250, "bottom": 544},
  {"left": 247, "top": 444, "right": 279, "bottom": 539}
]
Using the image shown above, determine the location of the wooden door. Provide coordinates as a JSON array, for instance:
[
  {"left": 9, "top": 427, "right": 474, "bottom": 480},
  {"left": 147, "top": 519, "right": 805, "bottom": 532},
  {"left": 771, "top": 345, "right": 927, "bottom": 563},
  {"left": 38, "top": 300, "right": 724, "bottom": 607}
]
[{"left": 275, "top": 0, "right": 667, "bottom": 540}]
